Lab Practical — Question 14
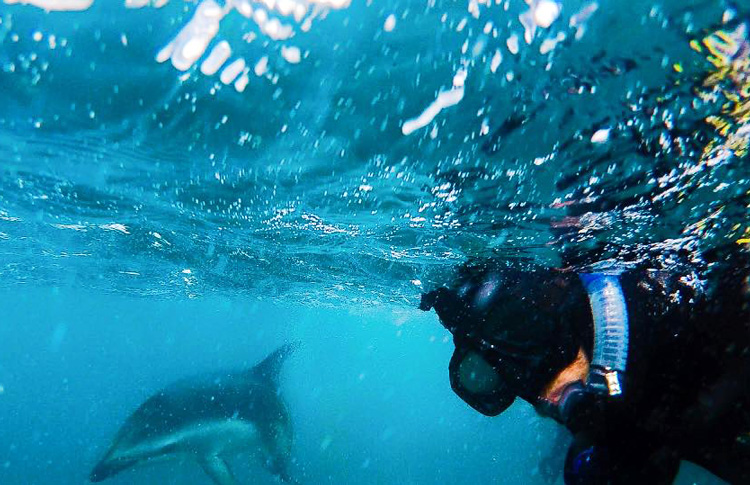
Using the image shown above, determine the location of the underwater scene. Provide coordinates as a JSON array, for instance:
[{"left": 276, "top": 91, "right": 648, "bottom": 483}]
[{"left": 1, "top": 0, "right": 749, "bottom": 484}]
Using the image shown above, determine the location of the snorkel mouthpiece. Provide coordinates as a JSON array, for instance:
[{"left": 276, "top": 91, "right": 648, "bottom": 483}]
[{"left": 579, "top": 273, "right": 629, "bottom": 397}]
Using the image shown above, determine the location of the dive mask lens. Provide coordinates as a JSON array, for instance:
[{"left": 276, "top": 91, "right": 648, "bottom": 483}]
[{"left": 449, "top": 348, "right": 516, "bottom": 416}]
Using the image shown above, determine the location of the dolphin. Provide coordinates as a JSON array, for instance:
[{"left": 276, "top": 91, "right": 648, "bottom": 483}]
[{"left": 90, "top": 343, "right": 297, "bottom": 485}]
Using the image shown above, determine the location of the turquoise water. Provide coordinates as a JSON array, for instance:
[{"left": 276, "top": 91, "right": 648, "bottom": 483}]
[
  {"left": 0, "top": 0, "right": 747, "bottom": 483},
  {"left": 0, "top": 289, "right": 723, "bottom": 484}
]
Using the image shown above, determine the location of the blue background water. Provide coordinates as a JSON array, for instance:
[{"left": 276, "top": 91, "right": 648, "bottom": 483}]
[
  {"left": 0, "top": 0, "right": 747, "bottom": 483},
  {"left": 0, "top": 288, "right": 724, "bottom": 484},
  {"left": 2, "top": 287, "right": 565, "bottom": 484}
]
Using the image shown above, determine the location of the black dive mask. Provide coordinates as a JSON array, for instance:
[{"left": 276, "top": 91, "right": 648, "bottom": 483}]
[{"left": 422, "top": 286, "right": 521, "bottom": 416}]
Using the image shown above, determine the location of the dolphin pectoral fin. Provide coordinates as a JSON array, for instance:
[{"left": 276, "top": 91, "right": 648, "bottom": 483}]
[{"left": 198, "top": 456, "right": 238, "bottom": 485}]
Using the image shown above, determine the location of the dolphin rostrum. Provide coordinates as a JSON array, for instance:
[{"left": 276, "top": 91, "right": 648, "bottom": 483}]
[{"left": 90, "top": 343, "right": 296, "bottom": 484}]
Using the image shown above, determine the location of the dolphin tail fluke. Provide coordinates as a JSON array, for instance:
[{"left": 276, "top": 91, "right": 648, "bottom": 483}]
[
  {"left": 199, "top": 456, "right": 238, "bottom": 485},
  {"left": 252, "top": 342, "right": 298, "bottom": 387}
]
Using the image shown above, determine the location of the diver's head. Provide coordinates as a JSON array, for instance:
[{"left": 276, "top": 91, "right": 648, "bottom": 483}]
[{"left": 421, "top": 264, "right": 588, "bottom": 415}]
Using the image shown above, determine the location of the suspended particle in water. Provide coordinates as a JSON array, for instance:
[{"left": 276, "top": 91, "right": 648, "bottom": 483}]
[
  {"left": 254, "top": 56, "right": 269, "bottom": 76},
  {"left": 490, "top": 49, "right": 503, "bottom": 72},
  {"left": 507, "top": 33, "right": 519, "bottom": 55},
  {"left": 384, "top": 14, "right": 396, "bottom": 32},
  {"left": 320, "top": 435, "right": 333, "bottom": 451},
  {"left": 591, "top": 128, "right": 611, "bottom": 143}
]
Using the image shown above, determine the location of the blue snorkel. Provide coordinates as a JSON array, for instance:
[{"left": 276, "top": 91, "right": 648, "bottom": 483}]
[
  {"left": 579, "top": 272, "right": 629, "bottom": 397},
  {"left": 541, "top": 271, "right": 630, "bottom": 428}
]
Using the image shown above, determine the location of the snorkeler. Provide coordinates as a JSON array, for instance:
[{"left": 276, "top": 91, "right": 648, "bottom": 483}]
[
  {"left": 419, "top": 246, "right": 750, "bottom": 484},
  {"left": 420, "top": 18, "right": 750, "bottom": 484}
]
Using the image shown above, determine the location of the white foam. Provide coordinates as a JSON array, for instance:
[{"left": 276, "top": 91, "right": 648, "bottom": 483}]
[
  {"left": 155, "top": 43, "right": 174, "bottom": 64},
  {"left": 402, "top": 87, "right": 465, "bottom": 136},
  {"left": 533, "top": 0, "right": 560, "bottom": 28},
  {"left": 539, "top": 32, "right": 566, "bottom": 54},
  {"left": 453, "top": 68, "right": 467, "bottom": 87},
  {"left": 570, "top": 2, "right": 599, "bottom": 40},
  {"left": 519, "top": 10, "right": 536, "bottom": 44},
  {"left": 100, "top": 223, "right": 130, "bottom": 234},
  {"left": 254, "top": 13, "right": 295, "bottom": 41},
  {"left": 200, "top": 40, "right": 232, "bottom": 75},
  {"left": 254, "top": 56, "right": 269, "bottom": 76},
  {"left": 4, "top": 0, "right": 93, "bottom": 10},
  {"left": 125, "top": 0, "right": 169, "bottom": 6},
  {"left": 316, "top": 0, "right": 350, "bottom": 8},
  {"left": 125, "top": 0, "right": 150, "bottom": 7},
  {"left": 293, "top": 3, "right": 307, "bottom": 21},
  {"left": 519, "top": 1, "right": 560, "bottom": 44},
  {"left": 234, "top": 71, "right": 250, "bottom": 92},
  {"left": 233, "top": 0, "right": 253, "bottom": 17},
  {"left": 275, "top": 0, "right": 295, "bottom": 16},
  {"left": 156, "top": 0, "right": 227, "bottom": 71},
  {"left": 506, "top": 33, "right": 519, "bottom": 55},
  {"left": 267, "top": 18, "right": 294, "bottom": 40},
  {"left": 182, "top": 37, "right": 207, "bottom": 61},
  {"left": 220, "top": 58, "right": 246, "bottom": 84},
  {"left": 253, "top": 7, "right": 269, "bottom": 24},
  {"left": 281, "top": 45, "right": 301, "bottom": 64},
  {"left": 490, "top": 49, "right": 502, "bottom": 72},
  {"left": 591, "top": 128, "right": 611, "bottom": 143}
]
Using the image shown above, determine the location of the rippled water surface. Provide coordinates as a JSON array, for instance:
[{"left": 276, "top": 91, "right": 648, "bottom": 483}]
[{"left": 1, "top": 0, "right": 747, "bottom": 304}]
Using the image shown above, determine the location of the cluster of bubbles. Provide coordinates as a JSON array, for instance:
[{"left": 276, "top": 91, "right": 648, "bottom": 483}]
[{"left": 4, "top": 0, "right": 349, "bottom": 93}]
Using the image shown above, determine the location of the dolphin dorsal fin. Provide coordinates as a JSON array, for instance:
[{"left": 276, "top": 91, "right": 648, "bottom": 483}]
[{"left": 251, "top": 343, "right": 296, "bottom": 387}]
